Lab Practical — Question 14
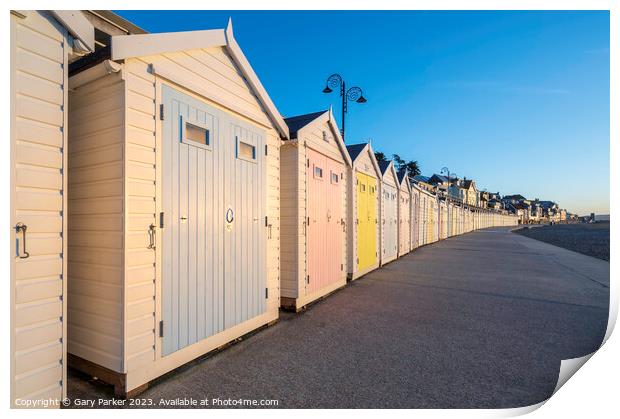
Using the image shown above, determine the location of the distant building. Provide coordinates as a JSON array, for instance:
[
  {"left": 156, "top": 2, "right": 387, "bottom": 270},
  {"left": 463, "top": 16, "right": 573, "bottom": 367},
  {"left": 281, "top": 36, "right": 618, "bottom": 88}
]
[
  {"left": 502, "top": 194, "right": 527, "bottom": 203},
  {"left": 412, "top": 175, "right": 436, "bottom": 193},
  {"left": 458, "top": 178, "right": 479, "bottom": 207},
  {"left": 560, "top": 209, "right": 567, "bottom": 222},
  {"left": 530, "top": 199, "right": 543, "bottom": 223},
  {"left": 514, "top": 202, "right": 531, "bottom": 224},
  {"left": 428, "top": 174, "right": 450, "bottom": 196},
  {"left": 488, "top": 192, "right": 501, "bottom": 201},
  {"left": 479, "top": 191, "right": 489, "bottom": 209},
  {"left": 487, "top": 198, "right": 502, "bottom": 211},
  {"left": 505, "top": 202, "right": 528, "bottom": 224},
  {"left": 538, "top": 201, "right": 560, "bottom": 223}
]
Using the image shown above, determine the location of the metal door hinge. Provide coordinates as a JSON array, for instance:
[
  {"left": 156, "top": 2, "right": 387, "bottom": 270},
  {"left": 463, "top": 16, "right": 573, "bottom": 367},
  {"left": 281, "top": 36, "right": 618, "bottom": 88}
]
[
  {"left": 159, "top": 104, "right": 164, "bottom": 120},
  {"left": 147, "top": 224, "right": 156, "bottom": 249},
  {"left": 307, "top": 158, "right": 310, "bottom": 167},
  {"left": 159, "top": 321, "right": 164, "bottom": 337},
  {"left": 265, "top": 288, "right": 269, "bottom": 299},
  {"left": 265, "top": 216, "right": 268, "bottom": 227},
  {"left": 341, "top": 264, "right": 343, "bottom": 271},
  {"left": 307, "top": 275, "right": 310, "bottom": 284},
  {"left": 265, "top": 145, "right": 268, "bottom": 156},
  {"left": 159, "top": 212, "right": 164, "bottom": 228}
]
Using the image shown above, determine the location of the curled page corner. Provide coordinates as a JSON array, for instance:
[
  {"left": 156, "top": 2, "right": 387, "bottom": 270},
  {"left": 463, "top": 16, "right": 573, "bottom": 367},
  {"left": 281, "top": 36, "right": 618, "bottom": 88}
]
[
  {"left": 552, "top": 353, "right": 595, "bottom": 396},
  {"left": 492, "top": 353, "right": 597, "bottom": 418},
  {"left": 494, "top": 401, "right": 546, "bottom": 417}
]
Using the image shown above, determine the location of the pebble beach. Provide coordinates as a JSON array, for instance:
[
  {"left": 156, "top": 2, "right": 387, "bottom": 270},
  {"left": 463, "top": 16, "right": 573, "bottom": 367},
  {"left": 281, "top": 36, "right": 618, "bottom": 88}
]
[{"left": 514, "top": 222, "right": 610, "bottom": 261}]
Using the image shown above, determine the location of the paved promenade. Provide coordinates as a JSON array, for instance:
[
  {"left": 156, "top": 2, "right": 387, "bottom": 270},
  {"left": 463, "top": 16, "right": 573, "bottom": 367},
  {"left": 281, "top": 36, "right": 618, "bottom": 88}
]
[{"left": 68, "top": 227, "right": 609, "bottom": 408}]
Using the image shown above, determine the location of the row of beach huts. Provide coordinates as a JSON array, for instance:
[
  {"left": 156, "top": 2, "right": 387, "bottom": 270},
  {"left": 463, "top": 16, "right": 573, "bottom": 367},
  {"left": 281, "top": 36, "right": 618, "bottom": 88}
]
[{"left": 10, "top": 11, "right": 517, "bottom": 406}]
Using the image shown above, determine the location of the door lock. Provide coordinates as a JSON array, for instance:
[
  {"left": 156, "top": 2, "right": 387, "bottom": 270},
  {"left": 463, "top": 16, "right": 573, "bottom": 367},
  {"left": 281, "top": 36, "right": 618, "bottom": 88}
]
[{"left": 225, "top": 208, "right": 234, "bottom": 224}]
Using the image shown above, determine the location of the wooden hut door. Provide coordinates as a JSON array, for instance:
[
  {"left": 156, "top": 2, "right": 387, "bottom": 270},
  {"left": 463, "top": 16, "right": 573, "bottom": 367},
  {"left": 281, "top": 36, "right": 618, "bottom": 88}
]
[
  {"left": 356, "top": 172, "right": 367, "bottom": 270},
  {"left": 366, "top": 176, "right": 378, "bottom": 268},
  {"left": 224, "top": 122, "right": 266, "bottom": 330},
  {"left": 161, "top": 86, "right": 266, "bottom": 356},
  {"left": 326, "top": 158, "right": 344, "bottom": 287},
  {"left": 411, "top": 194, "right": 418, "bottom": 249},
  {"left": 357, "top": 172, "right": 377, "bottom": 271},
  {"left": 306, "top": 148, "right": 344, "bottom": 294},
  {"left": 400, "top": 193, "right": 410, "bottom": 254},
  {"left": 306, "top": 148, "right": 326, "bottom": 293},
  {"left": 383, "top": 184, "right": 397, "bottom": 260}
]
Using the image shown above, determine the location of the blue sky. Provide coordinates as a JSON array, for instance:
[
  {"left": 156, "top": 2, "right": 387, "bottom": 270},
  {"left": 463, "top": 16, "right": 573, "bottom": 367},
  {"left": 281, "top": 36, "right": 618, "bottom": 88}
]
[{"left": 116, "top": 10, "right": 609, "bottom": 215}]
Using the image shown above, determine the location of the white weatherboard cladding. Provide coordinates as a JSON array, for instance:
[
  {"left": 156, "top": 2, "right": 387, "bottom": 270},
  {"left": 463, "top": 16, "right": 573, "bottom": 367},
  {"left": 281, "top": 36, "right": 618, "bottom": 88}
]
[
  {"left": 11, "top": 10, "right": 68, "bottom": 406},
  {"left": 410, "top": 188, "right": 420, "bottom": 249},
  {"left": 382, "top": 183, "right": 398, "bottom": 262},
  {"left": 162, "top": 85, "right": 266, "bottom": 356},
  {"left": 66, "top": 45, "right": 281, "bottom": 393},
  {"left": 398, "top": 180, "right": 411, "bottom": 255}
]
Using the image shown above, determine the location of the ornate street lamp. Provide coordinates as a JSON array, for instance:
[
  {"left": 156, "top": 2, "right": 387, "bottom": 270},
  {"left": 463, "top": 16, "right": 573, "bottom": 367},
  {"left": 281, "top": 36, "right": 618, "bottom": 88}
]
[{"left": 322, "top": 73, "right": 367, "bottom": 141}]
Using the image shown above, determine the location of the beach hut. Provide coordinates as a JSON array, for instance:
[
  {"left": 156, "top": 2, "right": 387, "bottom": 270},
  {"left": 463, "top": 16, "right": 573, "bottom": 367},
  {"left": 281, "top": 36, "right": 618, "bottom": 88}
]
[
  {"left": 428, "top": 196, "right": 436, "bottom": 243},
  {"left": 378, "top": 160, "right": 399, "bottom": 266},
  {"left": 397, "top": 169, "right": 412, "bottom": 256},
  {"left": 10, "top": 10, "right": 95, "bottom": 407},
  {"left": 453, "top": 203, "right": 460, "bottom": 236},
  {"left": 432, "top": 197, "right": 440, "bottom": 242},
  {"left": 280, "top": 109, "right": 351, "bottom": 311},
  {"left": 65, "top": 21, "right": 287, "bottom": 397},
  {"left": 410, "top": 183, "right": 421, "bottom": 250},
  {"left": 418, "top": 190, "right": 427, "bottom": 246},
  {"left": 439, "top": 200, "right": 448, "bottom": 240},
  {"left": 418, "top": 187, "right": 436, "bottom": 246},
  {"left": 346, "top": 143, "right": 381, "bottom": 280}
]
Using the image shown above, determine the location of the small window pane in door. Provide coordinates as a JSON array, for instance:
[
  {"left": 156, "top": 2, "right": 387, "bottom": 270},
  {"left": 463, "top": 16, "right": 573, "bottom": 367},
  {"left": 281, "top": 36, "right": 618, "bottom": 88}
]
[
  {"left": 238, "top": 141, "right": 256, "bottom": 160},
  {"left": 314, "top": 166, "right": 323, "bottom": 178},
  {"left": 186, "top": 122, "right": 209, "bottom": 146}
]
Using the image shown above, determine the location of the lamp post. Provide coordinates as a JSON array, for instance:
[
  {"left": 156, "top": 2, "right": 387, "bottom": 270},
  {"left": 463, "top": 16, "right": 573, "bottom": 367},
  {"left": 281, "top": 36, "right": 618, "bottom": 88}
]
[
  {"left": 322, "top": 73, "right": 367, "bottom": 141},
  {"left": 441, "top": 167, "right": 456, "bottom": 237}
]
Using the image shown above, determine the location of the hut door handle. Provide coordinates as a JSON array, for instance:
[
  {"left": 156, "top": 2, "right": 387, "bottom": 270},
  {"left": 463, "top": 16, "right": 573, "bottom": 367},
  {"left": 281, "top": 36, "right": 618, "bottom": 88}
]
[
  {"left": 15, "top": 223, "right": 29, "bottom": 259},
  {"left": 147, "top": 224, "right": 156, "bottom": 250}
]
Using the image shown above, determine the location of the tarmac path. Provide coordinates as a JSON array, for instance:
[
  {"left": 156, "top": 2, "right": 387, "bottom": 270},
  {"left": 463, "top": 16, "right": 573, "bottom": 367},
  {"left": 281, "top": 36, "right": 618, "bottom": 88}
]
[{"left": 68, "top": 227, "right": 610, "bottom": 408}]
